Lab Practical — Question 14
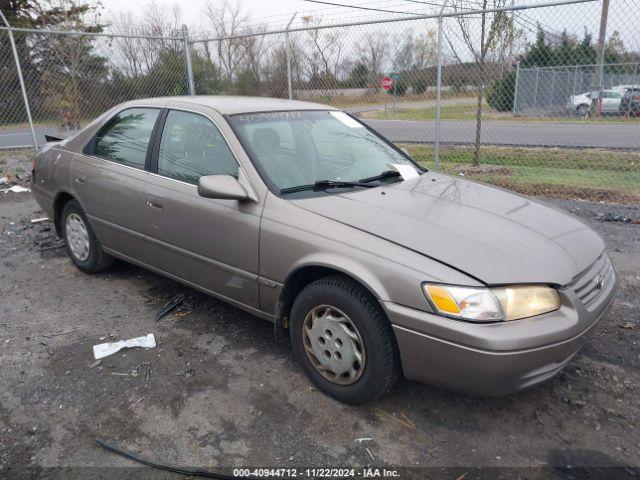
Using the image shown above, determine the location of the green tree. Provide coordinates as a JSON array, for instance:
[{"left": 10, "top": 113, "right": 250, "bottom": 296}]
[
  {"left": 346, "top": 62, "right": 369, "bottom": 88},
  {"left": 520, "top": 27, "right": 553, "bottom": 67},
  {"left": 235, "top": 68, "right": 261, "bottom": 96},
  {"left": 387, "top": 78, "right": 407, "bottom": 96},
  {"left": 487, "top": 71, "right": 515, "bottom": 112}
]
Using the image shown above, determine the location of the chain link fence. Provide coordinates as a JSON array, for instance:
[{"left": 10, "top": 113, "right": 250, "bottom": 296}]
[
  {"left": 2, "top": 0, "right": 639, "bottom": 202},
  {"left": 514, "top": 62, "right": 640, "bottom": 116}
]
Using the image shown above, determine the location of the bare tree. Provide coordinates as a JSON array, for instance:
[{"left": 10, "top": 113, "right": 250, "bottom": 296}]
[
  {"left": 392, "top": 29, "right": 437, "bottom": 72},
  {"left": 109, "top": 2, "right": 183, "bottom": 77},
  {"left": 237, "top": 27, "right": 268, "bottom": 80},
  {"left": 204, "top": 0, "right": 248, "bottom": 82},
  {"left": 301, "top": 16, "right": 344, "bottom": 88},
  {"left": 444, "top": 0, "right": 515, "bottom": 166},
  {"left": 356, "top": 32, "right": 388, "bottom": 91}
]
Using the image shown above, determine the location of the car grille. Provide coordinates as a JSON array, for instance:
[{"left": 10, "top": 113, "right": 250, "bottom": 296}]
[{"left": 571, "top": 253, "right": 615, "bottom": 310}]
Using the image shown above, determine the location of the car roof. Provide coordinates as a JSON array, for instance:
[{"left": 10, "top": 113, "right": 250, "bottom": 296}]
[{"left": 121, "top": 95, "right": 337, "bottom": 114}]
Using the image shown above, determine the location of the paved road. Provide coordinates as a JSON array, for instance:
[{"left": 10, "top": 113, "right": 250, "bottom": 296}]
[
  {"left": 2, "top": 119, "right": 639, "bottom": 150},
  {"left": 362, "top": 118, "right": 640, "bottom": 149},
  {"left": 0, "top": 125, "right": 80, "bottom": 150}
]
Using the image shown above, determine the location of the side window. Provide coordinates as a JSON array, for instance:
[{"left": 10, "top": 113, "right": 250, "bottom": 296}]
[
  {"left": 157, "top": 110, "right": 238, "bottom": 184},
  {"left": 92, "top": 108, "right": 159, "bottom": 169}
]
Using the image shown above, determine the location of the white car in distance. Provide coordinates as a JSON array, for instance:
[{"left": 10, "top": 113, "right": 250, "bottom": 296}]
[{"left": 567, "top": 89, "right": 622, "bottom": 116}]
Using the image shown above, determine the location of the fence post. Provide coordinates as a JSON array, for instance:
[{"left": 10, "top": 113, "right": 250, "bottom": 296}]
[
  {"left": 434, "top": 14, "right": 444, "bottom": 172},
  {"left": 533, "top": 68, "right": 540, "bottom": 112},
  {"left": 182, "top": 24, "right": 195, "bottom": 96},
  {"left": 0, "top": 11, "right": 38, "bottom": 152},
  {"left": 512, "top": 60, "right": 520, "bottom": 115},
  {"left": 285, "top": 13, "right": 297, "bottom": 100}
]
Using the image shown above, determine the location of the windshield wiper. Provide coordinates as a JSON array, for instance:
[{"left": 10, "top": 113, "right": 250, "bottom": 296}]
[
  {"left": 358, "top": 170, "right": 402, "bottom": 183},
  {"left": 280, "top": 179, "right": 376, "bottom": 195}
]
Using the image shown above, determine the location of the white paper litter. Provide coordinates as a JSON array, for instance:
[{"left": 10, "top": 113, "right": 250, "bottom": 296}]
[
  {"left": 93, "top": 334, "right": 156, "bottom": 359},
  {"left": 329, "top": 111, "right": 364, "bottom": 128},
  {"left": 31, "top": 217, "right": 49, "bottom": 224},
  {"left": 1, "top": 185, "right": 31, "bottom": 193},
  {"left": 390, "top": 163, "right": 420, "bottom": 180}
]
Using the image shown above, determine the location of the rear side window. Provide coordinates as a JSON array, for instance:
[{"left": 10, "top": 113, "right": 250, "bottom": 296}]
[
  {"left": 157, "top": 110, "right": 238, "bottom": 184},
  {"left": 91, "top": 108, "right": 159, "bottom": 169}
]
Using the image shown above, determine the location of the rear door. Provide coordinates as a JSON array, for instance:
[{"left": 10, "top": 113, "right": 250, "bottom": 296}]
[
  {"left": 72, "top": 107, "right": 161, "bottom": 261},
  {"left": 142, "top": 107, "right": 262, "bottom": 309}
]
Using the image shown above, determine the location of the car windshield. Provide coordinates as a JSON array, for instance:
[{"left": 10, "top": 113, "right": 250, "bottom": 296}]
[{"left": 227, "top": 110, "right": 421, "bottom": 194}]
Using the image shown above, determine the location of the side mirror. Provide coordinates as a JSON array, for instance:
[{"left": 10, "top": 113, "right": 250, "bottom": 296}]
[{"left": 197, "top": 175, "right": 249, "bottom": 201}]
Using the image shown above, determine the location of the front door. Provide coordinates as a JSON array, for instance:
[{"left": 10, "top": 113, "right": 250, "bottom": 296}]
[{"left": 143, "top": 108, "right": 261, "bottom": 309}]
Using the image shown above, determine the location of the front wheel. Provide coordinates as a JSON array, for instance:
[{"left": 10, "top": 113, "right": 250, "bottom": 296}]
[
  {"left": 61, "top": 200, "right": 113, "bottom": 273},
  {"left": 289, "top": 275, "right": 401, "bottom": 404},
  {"left": 576, "top": 104, "right": 589, "bottom": 116}
]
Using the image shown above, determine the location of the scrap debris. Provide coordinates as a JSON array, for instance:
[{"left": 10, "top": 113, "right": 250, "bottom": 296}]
[
  {"left": 155, "top": 294, "right": 184, "bottom": 321},
  {"left": 93, "top": 334, "right": 156, "bottom": 360},
  {"left": 95, "top": 437, "right": 241, "bottom": 478},
  {"left": 1, "top": 185, "right": 30, "bottom": 194},
  {"left": 33, "top": 233, "right": 65, "bottom": 252},
  {"left": 373, "top": 408, "right": 416, "bottom": 430},
  {"left": 602, "top": 212, "right": 640, "bottom": 224}
]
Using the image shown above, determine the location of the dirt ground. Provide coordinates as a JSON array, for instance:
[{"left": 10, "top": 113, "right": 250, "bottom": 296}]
[{"left": 1, "top": 190, "right": 639, "bottom": 479}]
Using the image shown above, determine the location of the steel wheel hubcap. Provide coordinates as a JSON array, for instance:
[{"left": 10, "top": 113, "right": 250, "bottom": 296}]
[
  {"left": 302, "top": 305, "right": 365, "bottom": 385},
  {"left": 65, "top": 213, "right": 90, "bottom": 261}
]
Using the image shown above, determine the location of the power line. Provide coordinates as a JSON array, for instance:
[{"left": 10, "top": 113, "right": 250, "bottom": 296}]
[
  {"left": 395, "top": 0, "right": 448, "bottom": 7},
  {"left": 301, "top": 0, "right": 422, "bottom": 16}
]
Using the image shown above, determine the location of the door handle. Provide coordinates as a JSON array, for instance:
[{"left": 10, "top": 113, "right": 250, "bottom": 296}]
[
  {"left": 74, "top": 175, "right": 86, "bottom": 184},
  {"left": 146, "top": 196, "right": 164, "bottom": 210}
]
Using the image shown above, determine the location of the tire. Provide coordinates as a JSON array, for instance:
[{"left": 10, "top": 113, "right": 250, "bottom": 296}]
[
  {"left": 289, "top": 275, "right": 401, "bottom": 404},
  {"left": 61, "top": 200, "right": 113, "bottom": 273},
  {"left": 576, "top": 104, "right": 589, "bottom": 116}
]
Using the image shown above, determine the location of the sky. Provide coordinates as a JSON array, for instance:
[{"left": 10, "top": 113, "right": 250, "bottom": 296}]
[
  {"left": 100, "top": 0, "right": 447, "bottom": 32},
  {"left": 97, "top": 0, "right": 636, "bottom": 55},
  {"left": 103, "top": 0, "right": 302, "bottom": 27}
]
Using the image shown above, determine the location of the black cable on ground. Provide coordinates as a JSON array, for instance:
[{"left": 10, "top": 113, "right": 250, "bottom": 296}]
[{"left": 95, "top": 437, "right": 245, "bottom": 479}]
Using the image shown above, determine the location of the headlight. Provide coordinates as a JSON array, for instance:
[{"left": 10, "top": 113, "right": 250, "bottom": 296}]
[{"left": 423, "top": 284, "right": 560, "bottom": 322}]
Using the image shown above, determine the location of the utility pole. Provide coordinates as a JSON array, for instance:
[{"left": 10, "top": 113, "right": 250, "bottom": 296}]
[
  {"left": 182, "top": 24, "right": 195, "bottom": 96},
  {"left": 591, "top": 0, "right": 609, "bottom": 116},
  {"left": 286, "top": 13, "right": 298, "bottom": 100}
]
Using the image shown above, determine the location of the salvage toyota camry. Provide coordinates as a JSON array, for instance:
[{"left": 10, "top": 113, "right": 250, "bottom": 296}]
[{"left": 32, "top": 96, "right": 617, "bottom": 404}]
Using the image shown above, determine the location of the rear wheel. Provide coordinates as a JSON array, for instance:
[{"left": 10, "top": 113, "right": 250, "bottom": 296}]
[
  {"left": 290, "top": 275, "right": 400, "bottom": 404},
  {"left": 61, "top": 200, "right": 113, "bottom": 273}
]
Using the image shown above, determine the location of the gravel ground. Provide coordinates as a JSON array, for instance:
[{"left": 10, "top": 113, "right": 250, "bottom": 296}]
[{"left": 1, "top": 191, "right": 639, "bottom": 480}]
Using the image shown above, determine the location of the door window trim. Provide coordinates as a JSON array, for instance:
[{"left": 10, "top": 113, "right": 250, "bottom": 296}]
[{"left": 82, "top": 105, "right": 164, "bottom": 171}]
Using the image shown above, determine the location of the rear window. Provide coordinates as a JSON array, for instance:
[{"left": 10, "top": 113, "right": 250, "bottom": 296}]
[{"left": 88, "top": 108, "right": 160, "bottom": 169}]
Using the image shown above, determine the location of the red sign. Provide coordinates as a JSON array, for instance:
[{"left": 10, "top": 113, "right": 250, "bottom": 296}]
[{"left": 381, "top": 76, "right": 393, "bottom": 91}]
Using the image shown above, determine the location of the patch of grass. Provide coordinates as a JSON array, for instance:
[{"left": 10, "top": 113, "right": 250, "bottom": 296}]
[
  {"left": 403, "top": 144, "right": 640, "bottom": 203},
  {"left": 363, "top": 102, "right": 481, "bottom": 121},
  {"left": 365, "top": 104, "right": 640, "bottom": 123}
]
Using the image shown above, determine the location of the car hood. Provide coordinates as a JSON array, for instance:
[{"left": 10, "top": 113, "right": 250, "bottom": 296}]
[{"left": 289, "top": 172, "right": 604, "bottom": 286}]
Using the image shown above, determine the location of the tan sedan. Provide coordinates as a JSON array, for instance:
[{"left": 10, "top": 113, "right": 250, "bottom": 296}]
[{"left": 32, "top": 96, "right": 617, "bottom": 404}]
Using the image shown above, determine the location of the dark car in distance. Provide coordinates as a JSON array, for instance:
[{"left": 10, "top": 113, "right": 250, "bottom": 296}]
[{"left": 619, "top": 87, "right": 640, "bottom": 116}]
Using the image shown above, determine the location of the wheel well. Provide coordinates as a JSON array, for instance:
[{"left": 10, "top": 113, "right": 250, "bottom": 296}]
[
  {"left": 53, "top": 192, "right": 75, "bottom": 237},
  {"left": 275, "top": 266, "right": 379, "bottom": 329}
]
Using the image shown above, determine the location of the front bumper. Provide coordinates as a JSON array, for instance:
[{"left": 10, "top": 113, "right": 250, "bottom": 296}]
[{"left": 384, "top": 255, "right": 617, "bottom": 396}]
